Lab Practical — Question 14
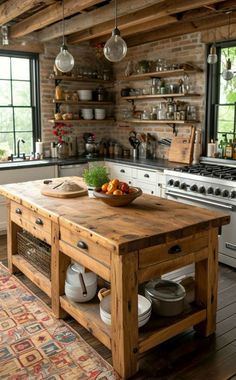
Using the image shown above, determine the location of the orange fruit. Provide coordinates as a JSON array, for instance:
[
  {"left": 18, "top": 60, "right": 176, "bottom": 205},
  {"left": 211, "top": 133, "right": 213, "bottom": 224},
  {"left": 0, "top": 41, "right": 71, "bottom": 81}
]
[
  {"left": 111, "top": 178, "right": 119, "bottom": 188},
  {"left": 107, "top": 182, "right": 116, "bottom": 194},
  {"left": 113, "top": 189, "right": 123, "bottom": 195},
  {"left": 101, "top": 183, "right": 109, "bottom": 192}
]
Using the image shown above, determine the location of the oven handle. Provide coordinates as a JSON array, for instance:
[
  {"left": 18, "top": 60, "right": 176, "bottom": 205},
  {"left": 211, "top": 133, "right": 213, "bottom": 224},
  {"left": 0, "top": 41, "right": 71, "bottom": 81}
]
[{"left": 166, "top": 190, "right": 235, "bottom": 211}]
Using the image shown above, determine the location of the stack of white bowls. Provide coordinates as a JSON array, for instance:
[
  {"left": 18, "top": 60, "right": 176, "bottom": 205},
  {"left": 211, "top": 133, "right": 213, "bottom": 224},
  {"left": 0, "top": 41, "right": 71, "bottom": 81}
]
[
  {"left": 99, "top": 289, "right": 152, "bottom": 328},
  {"left": 65, "top": 262, "right": 97, "bottom": 302},
  {"left": 94, "top": 108, "right": 106, "bottom": 120},
  {"left": 78, "top": 89, "right": 92, "bottom": 101},
  {"left": 81, "top": 108, "right": 93, "bottom": 120}
]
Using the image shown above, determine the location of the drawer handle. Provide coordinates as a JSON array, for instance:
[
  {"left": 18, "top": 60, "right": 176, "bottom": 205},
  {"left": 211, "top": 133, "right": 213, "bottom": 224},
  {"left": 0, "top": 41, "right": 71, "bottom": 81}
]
[
  {"left": 15, "top": 208, "right": 22, "bottom": 215},
  {"left": 35, "top": 218, "right": 44, "bottom": 226},
  {"left": 168, "top": 245, "right": 182, "bottom": 254},
  {"left": 120, "top": 169, "right": 125, "bottom": 173},
  {"left": 144, "top": 173, "right": 150, "bottom": 178},
  {"left": 79, "top": 273, "right": 87, "bottom": 296},
  {"left": 77, "top": 240, "right": 88, "bottom": 250}
]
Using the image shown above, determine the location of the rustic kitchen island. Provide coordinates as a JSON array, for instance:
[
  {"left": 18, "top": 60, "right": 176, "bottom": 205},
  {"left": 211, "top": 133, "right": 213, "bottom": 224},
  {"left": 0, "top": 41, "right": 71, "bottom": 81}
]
[{"left": 0, "top": 177, "right": 230, "bottom": 379}]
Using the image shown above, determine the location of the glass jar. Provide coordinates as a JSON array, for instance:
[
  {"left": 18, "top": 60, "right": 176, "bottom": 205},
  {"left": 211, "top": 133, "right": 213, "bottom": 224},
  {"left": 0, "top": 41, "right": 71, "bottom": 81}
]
[{"left": 57, "top": 142, "right": 69, "bottom": 159}]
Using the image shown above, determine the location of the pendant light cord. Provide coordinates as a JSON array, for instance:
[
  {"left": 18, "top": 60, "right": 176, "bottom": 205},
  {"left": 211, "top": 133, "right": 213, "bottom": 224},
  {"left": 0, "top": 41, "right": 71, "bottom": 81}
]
[
  {"left": 62, "top": 0, "right": 65, "bottom": 45},
  {"left": 115, "top": 0, "right": 117, "bottom": 29}
]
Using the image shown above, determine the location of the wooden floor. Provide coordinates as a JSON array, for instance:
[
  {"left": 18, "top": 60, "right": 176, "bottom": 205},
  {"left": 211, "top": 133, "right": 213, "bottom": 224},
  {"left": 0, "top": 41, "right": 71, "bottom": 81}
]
[{"left": 1, "top": 234, "right": 236, "bottom": 380}]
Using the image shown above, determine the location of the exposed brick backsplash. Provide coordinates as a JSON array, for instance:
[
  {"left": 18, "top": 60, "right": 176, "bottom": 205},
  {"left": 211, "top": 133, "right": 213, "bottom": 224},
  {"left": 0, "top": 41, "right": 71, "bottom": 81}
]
[{"left": 38, "top": 29, "right": 218, "bottom": 159}]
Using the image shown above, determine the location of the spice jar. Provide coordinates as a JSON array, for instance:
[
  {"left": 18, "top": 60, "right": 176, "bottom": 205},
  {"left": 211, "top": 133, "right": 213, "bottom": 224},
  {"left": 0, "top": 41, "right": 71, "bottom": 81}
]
[{"left": 55, "top": 85, "right": 64, "bottom": 100}]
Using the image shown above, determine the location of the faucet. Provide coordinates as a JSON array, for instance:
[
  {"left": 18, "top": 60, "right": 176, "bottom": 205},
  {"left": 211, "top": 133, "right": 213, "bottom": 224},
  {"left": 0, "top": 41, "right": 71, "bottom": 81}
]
[{"left": 17, "top": 139, "right": 25, "bottom": 158}]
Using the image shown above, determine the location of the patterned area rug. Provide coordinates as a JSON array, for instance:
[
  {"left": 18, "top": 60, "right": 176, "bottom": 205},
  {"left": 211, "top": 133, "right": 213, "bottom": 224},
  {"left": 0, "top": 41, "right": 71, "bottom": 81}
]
[{"left": 0, "top": 263, "right": 119, "bottom": 379}]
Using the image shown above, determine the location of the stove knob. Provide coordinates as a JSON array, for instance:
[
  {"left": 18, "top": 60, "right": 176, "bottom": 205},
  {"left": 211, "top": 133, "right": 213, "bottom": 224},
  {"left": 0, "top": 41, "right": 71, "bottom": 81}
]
[
  {"left": 199, "top": 186, "right": 206, "bottom": 194},
  {"left": 215, "top": 188, "right": 221, "bottom": 196},
  {"left": 230, "top": 190, "right": 236, "bottom": 199},
  {"left": 207, "top": 187, "right": 214, "bottom": 194},
  {"left": 190, "top": 184, "right": 198, "bottom": 192},
  {"left": 180, "top": 182, "right": 187, "bottom": 190},
  {"left": 168, "top": 179, "right": 174, "bottom": 186},
  {"left": 174, "top": 180, "right": 180, "bottom": 187},
  {"left": 222, "top": 189, "right": 229, "bottom": 198}
]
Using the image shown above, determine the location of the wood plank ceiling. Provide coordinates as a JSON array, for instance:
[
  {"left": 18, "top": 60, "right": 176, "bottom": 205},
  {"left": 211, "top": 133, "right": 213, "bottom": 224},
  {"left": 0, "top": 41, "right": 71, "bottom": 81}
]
[{"left": 1, "top": 0, "right": 236, "bottom": 48}]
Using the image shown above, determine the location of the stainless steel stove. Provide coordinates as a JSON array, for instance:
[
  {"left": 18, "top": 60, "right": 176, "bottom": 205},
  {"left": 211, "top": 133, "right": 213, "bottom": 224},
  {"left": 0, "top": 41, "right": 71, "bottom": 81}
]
[{"left": 164, "top": 161, "right": 236, "bottom": 268}]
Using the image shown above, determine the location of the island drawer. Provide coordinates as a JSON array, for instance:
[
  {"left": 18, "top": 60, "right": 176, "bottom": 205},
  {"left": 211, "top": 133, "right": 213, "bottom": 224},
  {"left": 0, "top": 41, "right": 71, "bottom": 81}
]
[
  {"left": 139, "top": 230, "right": 209, "bottom": 269},
  {"left": 60, "top": 226, "right": 111, "bottom": 267},
  {"left": 10, "top": 201, "right": 52, "bottom": 244}
]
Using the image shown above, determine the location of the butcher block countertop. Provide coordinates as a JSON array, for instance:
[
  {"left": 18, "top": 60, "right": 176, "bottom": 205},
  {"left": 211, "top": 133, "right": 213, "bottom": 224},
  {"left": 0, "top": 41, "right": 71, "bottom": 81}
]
[
  {"left": 0, "top": 176, "right": 230, "bottom": 254},
  {"left": 0, "top": 176, "right": 230, "bottom": 379}
]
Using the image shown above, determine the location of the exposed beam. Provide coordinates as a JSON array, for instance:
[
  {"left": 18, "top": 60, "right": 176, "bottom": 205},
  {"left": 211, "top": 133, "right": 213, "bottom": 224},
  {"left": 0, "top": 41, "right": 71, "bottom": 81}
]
[
  {"left": 38, "top": 0, "right": 228, "bottom": 43},
  {"left": 125, "top": 10, "right": 236, "bottom": 47},
  {"left": 0, "top": 0, "right": 49, "bottom": 25},
  {"left": 38, "top": 0, "right": 166, "bottom": 42},
  {"left": 10, "top": 0, "right": 105, "bottom": 38},
  {"left": 67, "top": 4, "right": 177, "bottom": 44}
]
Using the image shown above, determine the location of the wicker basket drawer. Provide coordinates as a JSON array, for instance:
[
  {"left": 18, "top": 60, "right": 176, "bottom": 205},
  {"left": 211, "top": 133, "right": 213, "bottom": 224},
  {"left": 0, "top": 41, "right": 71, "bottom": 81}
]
[{"left": 17, "top": 231, "right": 51, "bottom": 279}]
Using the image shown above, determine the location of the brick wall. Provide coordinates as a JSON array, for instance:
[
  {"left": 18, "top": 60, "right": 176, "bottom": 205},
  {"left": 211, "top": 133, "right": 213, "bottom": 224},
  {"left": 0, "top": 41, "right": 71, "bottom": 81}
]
[{"left": 38, "top": 22, "right": 236, "bottom": 159}]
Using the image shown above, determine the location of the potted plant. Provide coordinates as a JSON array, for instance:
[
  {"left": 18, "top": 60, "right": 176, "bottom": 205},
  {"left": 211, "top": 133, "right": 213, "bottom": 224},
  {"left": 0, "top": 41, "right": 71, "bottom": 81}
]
[{"left": 83, "top": 164, "right": 109, "bottom": 198}]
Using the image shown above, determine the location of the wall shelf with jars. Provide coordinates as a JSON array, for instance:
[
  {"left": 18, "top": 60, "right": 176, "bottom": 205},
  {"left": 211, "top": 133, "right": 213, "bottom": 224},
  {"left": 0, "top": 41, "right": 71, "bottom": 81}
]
[
  {"left": 123, "top": 67, "right": 202, "bottom": 82},
  {"left": 121, "top": 93, "right": 200, "bottom": 101},
  {"left": 48, "top": 118, "right": 115, "bottom": 124}
]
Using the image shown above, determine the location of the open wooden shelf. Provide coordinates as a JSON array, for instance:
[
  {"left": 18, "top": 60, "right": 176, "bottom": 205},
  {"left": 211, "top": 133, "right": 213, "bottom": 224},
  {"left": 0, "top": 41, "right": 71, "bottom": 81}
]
[
  {"left": 53, "top": 99, "right": 113, "bottom": 106},
  {"left": 60, "top": 295, "right": 111, "bottom": 349},
  {"left": 120, "top": 119, "right": 199, "bottom": 124},
  {"left": 124, "top": 68, "right": 202, "bottom": 81},
  {"left": 138, "top": 303, "right": 206, "bottom": 354},
  {"left": 52, "top": 75, "right": 113, "bottom": 85},
  {"left": 60, "top": 293, "right": 206, "bottom": 357},
  {"left": 12, "top": 254, "right": 51, "bottom": 297},
  {"left": 122, "top": 93, "right": 200, "bottom": 100},
  {"left": 48, "top": 118, "right": 115, "bottom": 124}
]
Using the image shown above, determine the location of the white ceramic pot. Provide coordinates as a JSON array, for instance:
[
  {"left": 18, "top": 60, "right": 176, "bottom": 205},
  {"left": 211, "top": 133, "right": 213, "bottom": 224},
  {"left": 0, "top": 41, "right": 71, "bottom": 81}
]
[
  {"left": 65, "top": 262, "right": 97, "bottom": 302},
  {"left": 78, "top": 90, "right": 92, "bottom": 101},
  {"left": 95, "top": 108, "right": 106, "bottom": 120}
]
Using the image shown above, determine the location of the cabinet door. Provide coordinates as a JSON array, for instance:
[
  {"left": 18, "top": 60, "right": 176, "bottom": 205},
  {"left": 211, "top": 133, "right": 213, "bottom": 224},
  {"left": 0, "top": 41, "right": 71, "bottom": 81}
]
[
  {"left": 105, "top": 162, "right": 132, "bottom": 183},
  {"left": 0, "top": 165, "right": 57, "bottom": 233},
  {"left": 134, "top": 180, "right": 157, "bottom": 195},
  {"left": 156, "top": 172, "right": 166, "bottom": 198}
]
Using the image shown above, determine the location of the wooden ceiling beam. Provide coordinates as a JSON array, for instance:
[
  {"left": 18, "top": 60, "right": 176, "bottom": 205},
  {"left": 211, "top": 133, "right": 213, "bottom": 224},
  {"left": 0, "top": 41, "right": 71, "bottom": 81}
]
[
  {"left": 9, "top": 0, "right": 105, "bottom": 38},
  {"left": 67, "top": 3, "right": 177, "bottom": 45},
  {"left": 38, "top": 0, "right": 164, "bottom": 42},
  {"left": 38, "top": 0, "right": 226, "bottom": 42},
  {"left": 124, "top": 10, "right": 236, "bottom": 47},
  {"left": 0, "top": 0, "right": 50, "bottom": 25}
]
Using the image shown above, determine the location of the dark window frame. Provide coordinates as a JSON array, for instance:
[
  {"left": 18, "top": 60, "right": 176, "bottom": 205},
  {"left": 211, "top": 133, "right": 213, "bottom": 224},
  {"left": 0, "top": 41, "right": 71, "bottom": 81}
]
[
  {"left": 206, "top": 39, "right": 236, "bottom": 154},
  {"left": 0, "top": 50, "right": 41, "bottom": 155}
]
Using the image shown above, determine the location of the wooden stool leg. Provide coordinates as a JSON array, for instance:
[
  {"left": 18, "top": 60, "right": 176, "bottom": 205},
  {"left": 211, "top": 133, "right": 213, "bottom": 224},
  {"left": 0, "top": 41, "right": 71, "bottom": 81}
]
[
  {"left": 194, "top": 227, "right": 218, "bottom": 336},
  {"left": 111, "top": 252, "right": 139, "bottom": 379}
]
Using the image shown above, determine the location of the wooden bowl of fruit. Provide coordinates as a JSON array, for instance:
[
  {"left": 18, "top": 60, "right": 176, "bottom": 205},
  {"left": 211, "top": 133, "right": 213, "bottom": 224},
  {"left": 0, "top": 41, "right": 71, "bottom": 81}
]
[{"left": 93, "top": 179, "right": 142, "bottom": 207}]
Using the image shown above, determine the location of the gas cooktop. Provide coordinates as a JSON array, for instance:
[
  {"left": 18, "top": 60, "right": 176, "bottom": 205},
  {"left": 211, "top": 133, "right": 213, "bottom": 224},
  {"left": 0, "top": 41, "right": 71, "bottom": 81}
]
[{"left": 173, "top": 163, "right": 236, "bottom": 181}]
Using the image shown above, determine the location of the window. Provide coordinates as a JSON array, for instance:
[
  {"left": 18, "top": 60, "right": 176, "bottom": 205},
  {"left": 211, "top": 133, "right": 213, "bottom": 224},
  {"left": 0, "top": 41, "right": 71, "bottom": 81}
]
[
  {"left": 0, "top": 51, "right": 40, "bottom": 157},
  {"left": 206, "top": 40, "right": 236, "bottom": 151}
]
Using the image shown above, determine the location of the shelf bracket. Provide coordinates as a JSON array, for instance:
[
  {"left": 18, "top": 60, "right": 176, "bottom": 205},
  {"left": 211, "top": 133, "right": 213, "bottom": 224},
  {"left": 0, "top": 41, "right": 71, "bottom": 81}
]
[{"left": 168, "top": 124, "right": 178, "bottom": 136}]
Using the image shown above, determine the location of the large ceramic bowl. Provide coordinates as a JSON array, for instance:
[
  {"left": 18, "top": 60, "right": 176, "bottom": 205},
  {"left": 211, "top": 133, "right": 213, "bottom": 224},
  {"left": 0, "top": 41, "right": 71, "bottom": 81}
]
[{"left": 93, "top": 187, "right": 142, "bottom": 207}]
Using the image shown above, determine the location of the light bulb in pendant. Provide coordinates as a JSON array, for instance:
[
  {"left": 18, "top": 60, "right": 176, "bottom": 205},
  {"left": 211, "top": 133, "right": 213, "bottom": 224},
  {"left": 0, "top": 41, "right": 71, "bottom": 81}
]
[
  {"left": 222, "top": 58, "right": 234, "bottom": 81},
  {"left": 207, "top": 45, "right": 218, "bottom": 64},
  {"left": 104, "top": 27, "right": 127, "bottom": 62},
  {"left": 55, "top": 44, "right": 74, "bottom": 73}
]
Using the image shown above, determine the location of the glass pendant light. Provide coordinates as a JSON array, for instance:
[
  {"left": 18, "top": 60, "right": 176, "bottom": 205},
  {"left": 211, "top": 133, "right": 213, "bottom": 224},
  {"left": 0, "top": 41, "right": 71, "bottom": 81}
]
[
  {"left": 222, "top": 12, "right": 234, "bottom": 81},
  {"left": 104, "top": 0, "right": 127, "bottom": 62},
  {"left": 207, "top": 44, "right": 218, "bottom": 64},
  {"left": 55, "top": 0, "right": 74, "bottom": 73},
  {"left": 207, "top": 28, "right": 217, "bottom": 64}
]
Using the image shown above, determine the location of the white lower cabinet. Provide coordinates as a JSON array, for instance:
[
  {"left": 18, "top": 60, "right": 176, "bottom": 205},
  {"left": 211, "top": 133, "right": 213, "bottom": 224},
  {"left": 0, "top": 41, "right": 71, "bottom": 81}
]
[
  {"left": 105, "top": 161, "right": 166, "bottom": 197},
  {"left": 0, "top": 165, "right": 57, "bottom": 233}
]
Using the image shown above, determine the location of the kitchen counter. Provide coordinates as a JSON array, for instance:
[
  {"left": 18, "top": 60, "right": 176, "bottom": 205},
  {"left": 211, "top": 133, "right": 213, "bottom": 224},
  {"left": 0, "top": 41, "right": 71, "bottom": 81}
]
[
  {"left": 0, "top": 155, "right": 184, "bottom": 171},
  {"left": 0, "top": 177, "right": 230, "bottom": 379}
]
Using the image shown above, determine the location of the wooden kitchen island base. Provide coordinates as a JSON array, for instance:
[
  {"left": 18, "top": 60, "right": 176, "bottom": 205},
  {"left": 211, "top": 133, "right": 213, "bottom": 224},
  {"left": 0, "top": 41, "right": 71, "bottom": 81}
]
[{"left": 0, "top": 177, "right": 230, "bottom": 379}]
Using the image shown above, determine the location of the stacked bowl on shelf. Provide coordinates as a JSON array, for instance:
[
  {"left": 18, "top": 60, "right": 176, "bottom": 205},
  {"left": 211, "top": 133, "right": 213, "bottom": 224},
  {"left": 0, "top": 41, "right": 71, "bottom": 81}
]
[{"left": 98, "top": 288, "right": 152, "bottom": 328}]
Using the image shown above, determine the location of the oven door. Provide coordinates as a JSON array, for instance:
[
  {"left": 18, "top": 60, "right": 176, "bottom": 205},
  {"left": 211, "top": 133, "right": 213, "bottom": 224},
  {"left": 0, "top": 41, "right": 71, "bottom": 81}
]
[{"left": 166, "top": 189, "right": 236, "bottom": 268}]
